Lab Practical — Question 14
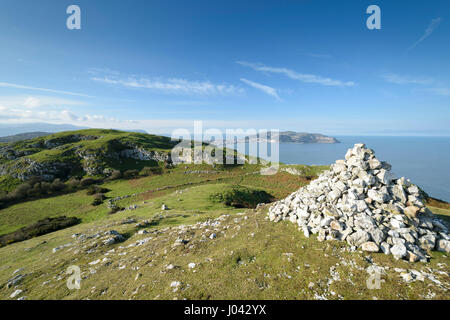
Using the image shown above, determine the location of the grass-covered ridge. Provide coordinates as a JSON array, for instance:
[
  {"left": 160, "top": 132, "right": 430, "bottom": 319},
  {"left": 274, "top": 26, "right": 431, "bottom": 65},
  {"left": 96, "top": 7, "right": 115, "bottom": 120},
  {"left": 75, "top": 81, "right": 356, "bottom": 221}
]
[
  {"left": 0, "top": 129, "right": 188, "bottom": 207},
  {"left": 0, "top": 129, "right": 186, "bottom": 195},
  {"left": 0, "top": 129, "right": 178, "bottom": 169}
]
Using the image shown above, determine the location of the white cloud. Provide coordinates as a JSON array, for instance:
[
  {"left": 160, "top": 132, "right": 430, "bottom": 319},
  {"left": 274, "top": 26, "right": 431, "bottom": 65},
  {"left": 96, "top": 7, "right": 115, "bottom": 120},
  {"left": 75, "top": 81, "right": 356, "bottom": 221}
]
[
  {"left": 0, "top": 82, "right": 94, "bottom": 98},
  {"left": 23, "top": 97, "right": 41, "bottom": 108},
  {"left": 0, "top": 107, "right": 78, "bottom": 122},
  {"left": 308, "top": 53, "right": 332, "bottom": 59},
  {"left": 408, "top": 18, "right": 442, "bottom": 51},
  {"left": 381, "top": 73, "right": 450, "bottom": 97},
  {"left": 0, "top": 95, "right": 92, "bottom": 124},
  {"left": 240, "top": 78, "right": 281, "bottom": 100},
  {"left": 421, "top": 87, "right": 450, "bottom": 96},
  {"left": 381, "top": 73, "right": 434, "bottom": 85},
  {"left": 0, "top": 105, "right": 120, "bottom": 126},
  {"left": 0, "top": 95, "right": 86, "bottom": 109},
  {"left": 237, "top": 61, "right": 355, "bottom": 87},
  {"left": 92, "top": 76, "right": 244, "bottom": 96}
]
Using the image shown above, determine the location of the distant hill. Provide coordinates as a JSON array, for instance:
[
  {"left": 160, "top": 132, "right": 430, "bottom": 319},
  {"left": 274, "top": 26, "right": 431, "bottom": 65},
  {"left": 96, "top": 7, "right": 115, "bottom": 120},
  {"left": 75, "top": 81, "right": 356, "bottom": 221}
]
[
  {"left": 0, "top": 129, "right": 180, "bottom": 190},
  {"left": 0, "top": 123, "right": 89, "bottom": 137},
  {"left": 270, "top": 131, "right": 340, "bottom": 144},
  {"left": 209, "top": 131, "right": 340, "bottom": 145},
  {"left": 0, "top": 132, "right": 51, "bottom": 143},
  {"left": 0, "top": 123, "right": 148, "bottom": 138}
]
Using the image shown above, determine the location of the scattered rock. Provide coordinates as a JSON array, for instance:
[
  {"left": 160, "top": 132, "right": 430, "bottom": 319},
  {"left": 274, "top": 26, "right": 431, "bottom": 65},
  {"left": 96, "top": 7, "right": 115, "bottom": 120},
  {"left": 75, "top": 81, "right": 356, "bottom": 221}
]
[
  {"left": 10, "top": 289, "right": 23, "bottom": 298},
  {"left": 361, "top": 242, "right": 379, "bottom": 252},
  {"left": 391, "top": 243, "right": 407, "bottom": 260}
]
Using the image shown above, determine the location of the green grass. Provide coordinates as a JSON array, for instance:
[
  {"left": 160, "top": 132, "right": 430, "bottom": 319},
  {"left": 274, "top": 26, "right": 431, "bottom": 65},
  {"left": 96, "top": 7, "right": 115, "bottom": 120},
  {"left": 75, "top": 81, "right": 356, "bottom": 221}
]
[
  {"left": 0, "top": 204, "right": 448, "bottom": 300},
  {"left": 0, "top": 163, "right": 303, "bottom": 236},
  {"left": 0, "top": 159, "right": 448, "bottom": 300},
  {"left": 0, "top": 176, "right": 21, "bottom": 193},
  {"left": 0, "top": 129, "right": 180, "bottom": 191}
]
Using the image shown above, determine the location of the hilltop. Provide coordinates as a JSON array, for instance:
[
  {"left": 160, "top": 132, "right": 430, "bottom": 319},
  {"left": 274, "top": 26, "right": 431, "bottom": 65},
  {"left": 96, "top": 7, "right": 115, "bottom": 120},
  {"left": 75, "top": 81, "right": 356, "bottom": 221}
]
[
  {"left": 0, "top": 129, "right": 180, "bottom": 192},
  {"left": 0, "top": 132, "right": 52, "bottom": 143}
]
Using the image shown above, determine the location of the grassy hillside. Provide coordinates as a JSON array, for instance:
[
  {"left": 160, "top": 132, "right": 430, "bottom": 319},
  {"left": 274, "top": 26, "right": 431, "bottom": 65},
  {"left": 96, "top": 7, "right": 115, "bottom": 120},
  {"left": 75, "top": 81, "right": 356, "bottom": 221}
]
[
  {"left": 0, "top": 167, "right": 448, "bottom": 300},
  {"left": 0, "top": 131, "right": 448, "bottom": 300},
  {"left": 0, "top": 163, "right": 321, "bottom": 236},
  {"left": 0, "top": 129, "right": 179, "bottom": 192}
]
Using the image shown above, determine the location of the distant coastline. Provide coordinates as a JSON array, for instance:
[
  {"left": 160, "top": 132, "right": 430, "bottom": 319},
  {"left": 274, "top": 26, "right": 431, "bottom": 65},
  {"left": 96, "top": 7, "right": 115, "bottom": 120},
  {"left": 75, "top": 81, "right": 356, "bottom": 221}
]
[{"left": 209, "top": 131, "right": 340, "bottom": 146}]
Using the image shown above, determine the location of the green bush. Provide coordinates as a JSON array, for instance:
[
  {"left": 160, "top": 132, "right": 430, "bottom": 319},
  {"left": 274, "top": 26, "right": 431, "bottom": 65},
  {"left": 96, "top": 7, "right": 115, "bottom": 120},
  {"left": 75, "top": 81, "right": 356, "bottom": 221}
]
[
  {"left": 80, "top": 177, "right": 96, "bottom": 187},
  {"left": 66, "top": 178, "right": 81, "bottom": 190},
  {"left": 108, "top": 204, "right": 122, "bottom": 214},
  {"left": 10, "top": 183, "right": 32, "bottom": 199},
  {"left": 91, "top": 193, "right": 106, "bottom": 206},
  {"left": 109, "top": 170, "right": 122, "bottom": 180},
  {"left": 86, "top": 185, "right": 109, "bottom": 195},
  {"left": 123, "top": 169, "right": 139, "bottom": 179},
  {"left": 210, "top": 186, "right": 274, "bottom": 209},
  {"left": 51, "top": 179, "right": 66, "bottom": 192},
  {"left": 0, "top": 216, "right": 80, "bottom": 247},
  {"left": 139, "top": 166, "right": 162, "bottom": 176}
]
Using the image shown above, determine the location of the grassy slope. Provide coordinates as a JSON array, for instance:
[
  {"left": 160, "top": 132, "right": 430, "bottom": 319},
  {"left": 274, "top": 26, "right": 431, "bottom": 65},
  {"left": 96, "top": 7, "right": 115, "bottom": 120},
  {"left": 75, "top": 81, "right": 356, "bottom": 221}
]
[
  {"left": 0, "top": 162, "right": 448, "bottom": 300},
  {"left": 0, "top": 129, "right": 178, "bottom": 191},
  {"left": 0, "top": 186, "right": 448, "bottom": 300},
  {"left": 0, "top": 163, "right": 317, "bottom": 236}
]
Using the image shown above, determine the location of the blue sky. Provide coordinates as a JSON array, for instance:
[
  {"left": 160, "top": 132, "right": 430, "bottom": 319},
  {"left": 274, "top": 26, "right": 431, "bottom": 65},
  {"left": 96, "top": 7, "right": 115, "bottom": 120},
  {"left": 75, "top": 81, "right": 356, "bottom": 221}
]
[{"left": 0, "top": 0, "right": 449, "bottom": 136}]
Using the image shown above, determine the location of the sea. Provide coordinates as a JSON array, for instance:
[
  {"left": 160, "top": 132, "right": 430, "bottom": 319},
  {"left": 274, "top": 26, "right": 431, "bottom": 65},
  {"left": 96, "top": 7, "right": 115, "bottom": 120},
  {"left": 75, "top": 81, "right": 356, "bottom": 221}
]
[{"left": 231, "top": 136, "right": 450, "bottom": 202}]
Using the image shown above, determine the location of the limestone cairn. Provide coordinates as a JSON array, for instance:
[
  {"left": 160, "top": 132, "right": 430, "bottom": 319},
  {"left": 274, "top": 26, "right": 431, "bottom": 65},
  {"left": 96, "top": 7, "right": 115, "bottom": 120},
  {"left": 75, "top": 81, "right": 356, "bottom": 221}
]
[{"left": 268, "top": 143, "right": 450, "bottom": 262}]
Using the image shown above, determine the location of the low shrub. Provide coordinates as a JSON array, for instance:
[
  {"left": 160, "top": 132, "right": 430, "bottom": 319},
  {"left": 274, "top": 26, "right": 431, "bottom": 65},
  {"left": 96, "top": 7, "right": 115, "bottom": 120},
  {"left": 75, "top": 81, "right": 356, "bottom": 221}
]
[
  {"left": 0, "top": 216, "right": 80, "bottom": 247},
  {"left": 139, "top": 166, "right": 163, "bottom": 176},
  {"left": 109, "top": 170, "right": 122, "bottom": 180},
  {"left": 66, "top": 178, "right": 81, "bottom": 190},
  {"left": 91, "top": 193, "right": 106, "bottom": 206},
  {"left": 86, "top": 185, "right": 109, "bottom": 195},
  {"left": 80, "top": 177, "right": 96, "bottom": 187},
  {"left": 51, "top": 178, "right": 66, "bottom": 192},
  {"left": 210, "top": 186, "right": 274, "bottom": 208},
  {"left": 123, "top": 169, "right": 139, "bottom": 179}
]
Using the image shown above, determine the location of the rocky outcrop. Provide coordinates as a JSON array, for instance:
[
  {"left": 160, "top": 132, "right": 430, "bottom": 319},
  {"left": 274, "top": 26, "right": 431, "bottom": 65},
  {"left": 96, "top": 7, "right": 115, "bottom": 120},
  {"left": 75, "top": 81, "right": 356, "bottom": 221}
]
[
  {"left": 120, "top": 147, "right": 169, "bottom": 162},
  {"left": 0, "top": 158, "right": 73, "bottom": 181},
  {"left": 281, "top": 167, "right": 304, "bottom": 175},
  {"left": 268, "top": 143, "right": 450, "bottom": 262},
  {"left": 0, "top": 142, "right": 172, "bottom": 181}
]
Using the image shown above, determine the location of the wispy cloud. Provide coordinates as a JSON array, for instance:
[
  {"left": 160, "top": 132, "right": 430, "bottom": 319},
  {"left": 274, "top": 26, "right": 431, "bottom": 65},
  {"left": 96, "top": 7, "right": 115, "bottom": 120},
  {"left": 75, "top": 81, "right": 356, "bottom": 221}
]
[
  {"left": 92, "top": 76, "right": 244, "bottom": 96},
  {"left": 237, "top": 61, "right": 355, "bottom": 87},
  {"left": 381, "top": 73, "right": 434, "bottom": 85},
  {"left": 421, "top": 87, "right": 450, "bottom": 96},
  {"left": 0, "top": 106, "right": 79, "bottom": 123},
  {"left": 308, "top": 53, "right": 333, "bottom": 59},
  {"left": 240, "top": 78, "right": 281, "bottom": 100},
  {"left": 407, "top": 17, "right": 442, "bottom": 51},
  {"left": 381, "top": 73, "right": 450, "bottom": 97},
  {"left": 0, "top": 96, "right": 86, "bottom": 109},
  {"left": 0, "top": 104, "right": 118, "bottom": 124},
  {"left": 0, "top": 82, "right": 94, "bottom": 98}
]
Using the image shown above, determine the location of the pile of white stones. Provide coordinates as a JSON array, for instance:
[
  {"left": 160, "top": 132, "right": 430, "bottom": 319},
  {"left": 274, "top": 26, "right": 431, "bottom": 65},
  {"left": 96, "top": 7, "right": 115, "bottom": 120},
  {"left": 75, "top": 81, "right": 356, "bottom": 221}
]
[{"left": 268, "top": 143, "right": 450, "bottom": 262}]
